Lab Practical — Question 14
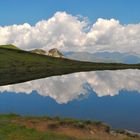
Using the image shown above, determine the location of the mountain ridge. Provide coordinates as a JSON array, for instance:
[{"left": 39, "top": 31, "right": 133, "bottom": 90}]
[{"left": 64, "top": 51, "right": 140, "bottom": 64}]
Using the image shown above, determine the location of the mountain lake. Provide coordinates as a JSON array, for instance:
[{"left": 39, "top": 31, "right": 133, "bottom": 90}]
[{"left": 0, "top": 69, "right": 140, "bottom": 132}]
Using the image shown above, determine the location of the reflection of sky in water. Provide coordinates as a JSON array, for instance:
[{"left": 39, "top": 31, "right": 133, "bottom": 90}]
[
  {"left": 0, "top": 69, "right": 140, "bottom": 103},
  {"left": 0, "top": 69, "right": 140, "bottom": 132}
]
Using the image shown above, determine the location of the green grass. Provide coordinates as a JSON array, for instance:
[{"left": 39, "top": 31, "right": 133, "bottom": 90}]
[
  {"left": 0, "top": 44, "right": 20, "bottom": 50},
  {"left": 0, "top": 114, "right": 76, "bottom": 140},
  {"left": 0, "top": 123, "right": 76, "bottom": 140},
  {"left": 0, "top": 45, "right": 140, "bottom": 86},
  {"left": 0, "top": 114, "right": 93, "bottom": 140}
]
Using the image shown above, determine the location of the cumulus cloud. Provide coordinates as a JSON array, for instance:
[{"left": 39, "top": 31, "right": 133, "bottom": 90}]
[
  {"left": 0, "top": 70, "right": 140, "bottom": 104},
  {"left": 0, "top": 12, "right": 87, "bottom": 51},
  {"left": 0, "top": 12, "right": 140, "bottom": 54}
]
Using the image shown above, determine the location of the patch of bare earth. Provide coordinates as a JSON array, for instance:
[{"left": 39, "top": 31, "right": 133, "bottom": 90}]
[{"left": 11, "top": 118, "right": 137, "bottom": 140}]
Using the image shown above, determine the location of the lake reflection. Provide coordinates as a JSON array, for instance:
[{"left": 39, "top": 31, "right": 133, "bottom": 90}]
[
  {"left": 0, "top": 69, "right": 140, "bottom": 103},
  {"left": 0, "top": 69, "right": 140, "bottom": 132}
]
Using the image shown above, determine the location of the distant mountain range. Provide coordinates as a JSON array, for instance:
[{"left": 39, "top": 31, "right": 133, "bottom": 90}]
[{"left": 64, "top": 51, "right": 140, "bottom": 64}]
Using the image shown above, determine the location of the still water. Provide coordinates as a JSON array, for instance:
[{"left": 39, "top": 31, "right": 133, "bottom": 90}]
[{"left": 0, "top": 69, "right": 140, "bottom": 132}]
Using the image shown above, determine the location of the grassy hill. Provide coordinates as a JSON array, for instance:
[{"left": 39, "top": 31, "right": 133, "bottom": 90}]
[
  {"left": 0, "top": 45, "right": 140, "bottom": 86},
  {"left": 0, "top": 44, "right": 20, "bottom": 50},
  {"left": 0, "top": 114, "right": 139, "bottom": 140}
]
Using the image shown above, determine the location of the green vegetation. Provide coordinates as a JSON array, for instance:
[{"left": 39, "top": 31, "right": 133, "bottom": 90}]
[
  {"left": 0, "top": 45, "right": 140, "bottom": 86},
  {"left": 0, "top": 114, "right": 139, "bottom": 140},
  {"left": 0, "top": 116, "right": 76, "bottom": 140},
  {"left": 0, "top": 124, "right": 74, "bottom": 140},
  {"left": 0, "top": 44, "right": 20, "bottom": 50}
]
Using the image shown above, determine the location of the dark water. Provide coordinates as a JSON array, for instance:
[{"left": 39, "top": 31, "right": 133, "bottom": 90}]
[{"left": 0, "top": 69, "right": 140, "bottom": 132}]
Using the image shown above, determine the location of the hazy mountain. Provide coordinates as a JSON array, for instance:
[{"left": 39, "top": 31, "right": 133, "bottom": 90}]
[{"left": 64, "top": 51, "right": 140, "bottom": 64}]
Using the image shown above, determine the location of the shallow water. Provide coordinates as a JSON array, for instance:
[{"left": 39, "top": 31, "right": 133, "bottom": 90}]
[{"left": 0, "top": 69, "right": 140, "bottom": 132}]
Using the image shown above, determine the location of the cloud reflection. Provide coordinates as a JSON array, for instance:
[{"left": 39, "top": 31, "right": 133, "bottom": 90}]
[{"left": 0, "top": 69, "right": 140, "bottom": 104}]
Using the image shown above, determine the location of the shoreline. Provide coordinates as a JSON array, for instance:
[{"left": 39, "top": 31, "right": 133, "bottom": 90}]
[{"left": 0, "top": 114, "right": 139, "bottom": 140}]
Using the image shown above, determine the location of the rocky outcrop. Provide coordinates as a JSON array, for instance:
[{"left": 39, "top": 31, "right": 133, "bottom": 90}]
[
  {"left": 30, "top": 48, "right": 64, "bottom": 58},
  {"left": 30, "top": 49, "right": 47, "bottom": 55},
  {"left": 48, "top": 48, "right": 64, "bottom": 58}
]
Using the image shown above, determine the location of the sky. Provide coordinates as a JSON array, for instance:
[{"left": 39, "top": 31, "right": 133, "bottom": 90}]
[
  {"left": 0, "top": 0, "right": 140, "bottom": 25},
  {"left": 0, "top": 0, "right": 140, "bottom": 54}
]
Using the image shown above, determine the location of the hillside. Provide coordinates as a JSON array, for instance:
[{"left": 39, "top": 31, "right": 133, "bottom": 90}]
[
  {"left": 0, "top": 45, "right": 140, "bottom": 86},
  {"left": 0, "top": 114, "right": 139, "bottom": 140},
  {"left": 0, "top": 44, "right": 21, "bottom": 50}
]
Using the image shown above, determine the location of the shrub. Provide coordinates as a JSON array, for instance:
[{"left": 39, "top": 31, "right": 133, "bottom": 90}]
[
  {"left": 48, "top": 123, "right": 59, "bottom": 129},
  {"left": 84, "top": 120, "right": 92, "bottom": 125},
  {"left": 74, "top": 122, "right": 86, "bottom": 129}
]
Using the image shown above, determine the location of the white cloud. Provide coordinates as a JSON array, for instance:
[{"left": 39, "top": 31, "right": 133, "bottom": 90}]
[
  {"left": 0, "top": 11, "right": 140, "bottom": 54},
  {"left": 0, "top": 70, "right": 140, "bottom": 104},
  {"left": 0, "top": 12, "right": 87, "bottom": 51},
  {"left": 86, "top": 18, "right": 140, "bottom": 53}
]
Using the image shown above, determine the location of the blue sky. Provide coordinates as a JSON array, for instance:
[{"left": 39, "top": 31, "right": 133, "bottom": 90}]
[{"left": 0, "top": 0, "right": 140, "bottom": 26}]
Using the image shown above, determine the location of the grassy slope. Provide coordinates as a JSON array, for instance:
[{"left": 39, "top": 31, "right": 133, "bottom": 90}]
[
  {"left": 0, "top": 45, "right": 140, "bottom": 86},
  {"left": 0, "top": 114, "right": 139, "bottom": 140},
  {"left": 0, "top": 114, "right": 77, "bottom": 140},
  {"left": 0, "top": 44, "right": 20, "bottom": 50}
]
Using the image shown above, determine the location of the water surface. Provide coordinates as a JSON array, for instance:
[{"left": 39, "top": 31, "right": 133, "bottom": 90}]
[{"left": 0, "top": 69, "right": 140, "bottom": 132}]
